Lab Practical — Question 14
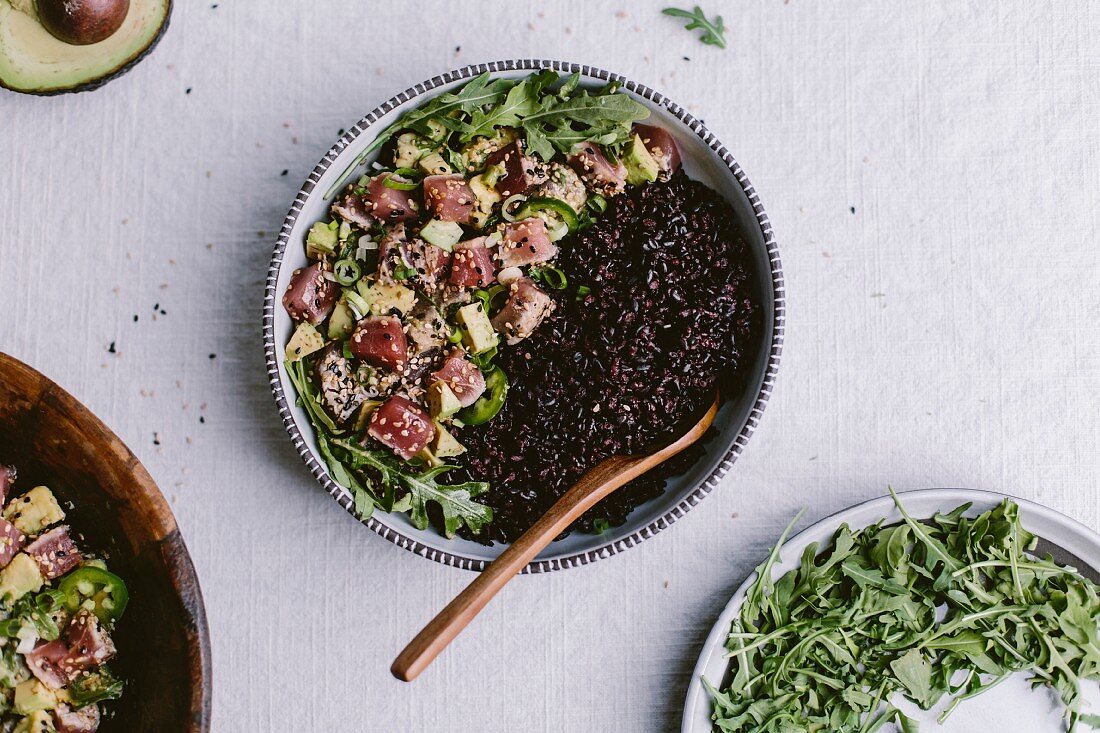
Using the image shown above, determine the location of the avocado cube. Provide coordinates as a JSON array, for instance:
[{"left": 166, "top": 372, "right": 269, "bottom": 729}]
[
  {"left": 285, "top": 322, "right": 325, "bottom": 363},
  {"left": 419, "top": 219, "right": 463, "bottom": 250},
  {"left": 305, "top": 221, "right": 339, "bottom": 258},
  {"left": 431, "top": 422, "right": 466, "bottom": 459},
  {"left": 423, "top": 119, "right": 449, "bottom": 142},
  {"left": 461, "top": 128, "right": 516, "bottom": 172},
  {"left": 13, "top": 710, "right": 54, "bottom": 733},
  {"left": 327, "top": 298, "right": 356, "bottom": 340},
  {"left": 428, "top": 381, "right": 463, "bottom": 419},
  {"left": 3, "top": 486, "right": 64, "bottom": 537},
  {"left": 418, "top": 152, "right": 452, "bottom": 176},
  {"left": 363, "top": 282, "right": 417, "bottom": 316},
  {"left": 0, "top": 554, "right": 44, "bottom": 605},
  {"left": 467, "top": 174, "right": 502, "bottom": 229},
  {"left": 623, "top": 133, "right": 660, "bottom": 185},
  {"left": 13, "top": 679, "right": 57, "bottom": 715},
  {"left": 456, "top": 303, "right": 498, "bottom": 354},
  {"left": 394, "top": 132, "right": 426, "bottom": 168},
  {"left": 414, "top": 447, "right": 445, "bottom": 469}
]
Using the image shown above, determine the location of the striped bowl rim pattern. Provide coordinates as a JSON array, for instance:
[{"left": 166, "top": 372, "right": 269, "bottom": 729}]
[{"left": 262, "top": 59, "right": 786, "bottom": 573}]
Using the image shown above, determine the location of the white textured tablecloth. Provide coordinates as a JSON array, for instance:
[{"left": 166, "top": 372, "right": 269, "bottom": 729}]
[{"left": 2, "top": 2, "right": 1098, "bottom": 730}]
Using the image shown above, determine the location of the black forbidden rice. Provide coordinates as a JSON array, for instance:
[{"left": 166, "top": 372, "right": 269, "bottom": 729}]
[{"left": 454, "top": 172, "right": 762, "bottom": 544}]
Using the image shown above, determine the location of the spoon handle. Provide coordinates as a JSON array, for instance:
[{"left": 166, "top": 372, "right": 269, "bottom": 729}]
[
  {"left": 390, "top": 453, "right": 648, "bottom": 682},
  {"left": 391, "top": 397, "right": 718, "bottom": 682}
]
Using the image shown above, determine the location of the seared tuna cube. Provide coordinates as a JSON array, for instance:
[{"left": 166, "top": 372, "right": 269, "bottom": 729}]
[
  {"left": 405, "top": 304, "right": 448, "bottom": 355},
  {"left": 491, "top": 278, "right": 554, "bottom": 345},
  {"left": 63, "top": 610, "right": 117, "bottom": 673},
  {"left": 531, "top": 163, "right": 587, "bottom": 212},
  {"left": 368, "top": 396, "right": 436, "bottom": 460},
  {"left": 376, "top": 224, "right": 408, "bottom": 285},
  {"left": 0, "top": 518, "right": 25, "bottom": 569},
  {"left": 402, "top": 238, "right": 452, "bottom": 292},
  {"left": 350, "top": 316, "right": 408, "bottom": 373},
  {"left": 423, "top": 174, "right": 475, "bottom": 224},
  {"left": 315, "top": 346, "right": 368, "bottom": 425},
  {"left": 431, "top": 349, "right": 486, "bottom": 407},
  {"left": 25, "top": 639, "right": 71, "bottom": 689},
  {"left": 568, "top": 142, "right": 627, "bottom": 196},
  {"left": 331, "top": 186, "right": 375, "bottom": 229},
  {"left": 634, "top": 124, "right": 681, "bottom": 180},
  {"left": 54, "top": 704, "right": 101, "bottom": 733},
  {"left": 282, "top": 263, "right": 338, "bottom": 325},
  {"left": 486, "top": 141, "right": 547, "bottom": 197},
  {"left": 366, "top": 174, "right": 420, "bottom": 222},
  {"left": 0, "top": 465, "right": 14, "bottom": 505},
  {"left": 449, "top": 238, "right": 496, "bottom": 288},
  {"left": 498, "top": 218, "right": 557, "bottom": 268},
  {"left": 26, "top": 525, "right": 81, "bottom": 580}
]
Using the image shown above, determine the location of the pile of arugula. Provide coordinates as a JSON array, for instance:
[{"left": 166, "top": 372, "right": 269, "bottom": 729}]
[
  {"left": 709, "top": 490, "right": 1100, "bottom": 732},
  {"left": 363, "top": 70, "right": 651, "bottom": 163},
  {"left": 284, "top": 359, "right": 492, "bottom": 538}
]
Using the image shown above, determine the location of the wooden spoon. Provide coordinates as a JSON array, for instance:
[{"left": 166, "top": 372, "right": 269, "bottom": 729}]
[{"left": 391, "top": 396, "right": 720, "bottom": 682}]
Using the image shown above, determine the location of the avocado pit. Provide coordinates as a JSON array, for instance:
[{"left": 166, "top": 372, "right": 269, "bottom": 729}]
[{"left": 37, "top": 0, "right": 130, "bottom": 45}]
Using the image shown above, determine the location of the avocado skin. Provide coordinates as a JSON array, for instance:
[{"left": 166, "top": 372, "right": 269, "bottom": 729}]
[{"left": 0, "top": 0, "right": 172, "bottom": 96}]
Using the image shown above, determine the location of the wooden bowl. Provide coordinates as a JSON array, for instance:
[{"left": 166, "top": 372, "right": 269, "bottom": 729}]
[{"left": 0, "top": 352, "right": 211, "bottom": 732}]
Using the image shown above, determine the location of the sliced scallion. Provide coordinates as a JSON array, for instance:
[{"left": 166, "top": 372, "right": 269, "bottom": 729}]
[
  {"left": 532, "top": 265, "right": 567, "bottom": 290},
  {"left": 501, "top": 194, "right": 528, "bottom": 222},
  {"left": 345, "top": 290, "right": 371, "bottom": 320},
  {"left": 586, "top": 193, "right": 608, "bottom": 213}
]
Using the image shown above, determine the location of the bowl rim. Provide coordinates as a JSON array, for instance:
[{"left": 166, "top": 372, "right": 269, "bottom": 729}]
[
  {"left": 0, "top": 351, "right": 212, "bottom": 732},
  {"left": 262, "top": 58, "right": 786, "bottom": 573}
]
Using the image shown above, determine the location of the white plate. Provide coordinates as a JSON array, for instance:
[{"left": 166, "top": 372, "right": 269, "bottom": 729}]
[{"left": 682, "top": 488, "right": 1100, "bottom": 732}]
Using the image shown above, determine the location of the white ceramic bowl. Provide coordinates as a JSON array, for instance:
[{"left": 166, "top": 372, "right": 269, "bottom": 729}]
[
  {"left": 263, "top": 60, "right": 785, "bottom": 572},
  {"left": 682, "top": 489, "right": 1100, "bottom": 732}
]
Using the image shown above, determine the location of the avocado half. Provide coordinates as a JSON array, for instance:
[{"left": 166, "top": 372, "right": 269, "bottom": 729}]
[{"left": 0, "top": 0, "right": 171, "bottom": 95}]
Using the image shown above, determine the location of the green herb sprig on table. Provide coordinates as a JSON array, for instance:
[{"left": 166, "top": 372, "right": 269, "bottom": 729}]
[
  {"left": 708, "top": 490, "right": 1100, "bottom": 732},
  {"left": 663, "top": 6, "right": 728, "bottom": 49}
]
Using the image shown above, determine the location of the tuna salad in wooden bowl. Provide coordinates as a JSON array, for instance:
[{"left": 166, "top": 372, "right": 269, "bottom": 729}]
[
  {"left": 0, "top": 353, "right": 210, "bottom": 732},
  {"left": 264, "top": 60, "right": 785, "bottom": 572}
]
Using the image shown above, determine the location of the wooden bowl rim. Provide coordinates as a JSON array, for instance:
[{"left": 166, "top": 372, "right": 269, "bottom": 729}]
[{"left": 0, "top": 351, "right": 212, "bottom": 732}]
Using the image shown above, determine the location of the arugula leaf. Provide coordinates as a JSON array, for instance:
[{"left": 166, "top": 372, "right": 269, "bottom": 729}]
[
  {"left": 359, "top": 70, "right": 649, "bottom": 172},
  {"left": 663, "top": 6, "right": 728, "bottom": 48},
  {"left": 0, "top": 589, "right": 66, "bottom": 641},
  {"left": 0, "top": 644, "right": 26, "bottom": 689},
  {"left": 317, "top": 433, "right": 375, "bottom": 520},
  {"left": 285, "top": 358, "right": 341, "bottom": 436},
  {"left": 463, "top": 79, "right": 541, "bottom": 142},
  {"left": 706, "top": 493, "right": 1100, "bottom": 732},
  {"left": 69, "top": 667, "right": 124, "bottom": 707},
  {"left": 890, "top": 648, "right": 938, "bottom": 708},
  {"left": 332, "top": 439, "right": 492, "bottom": 538},
  {"left": 364, "top": 72, "right": 514, "bottom": 155}
]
